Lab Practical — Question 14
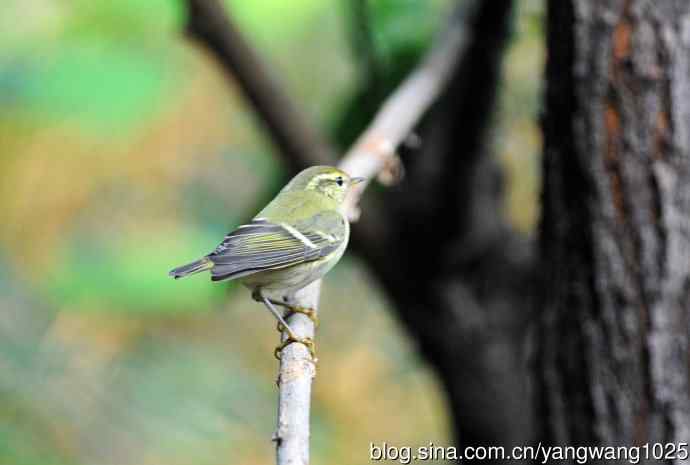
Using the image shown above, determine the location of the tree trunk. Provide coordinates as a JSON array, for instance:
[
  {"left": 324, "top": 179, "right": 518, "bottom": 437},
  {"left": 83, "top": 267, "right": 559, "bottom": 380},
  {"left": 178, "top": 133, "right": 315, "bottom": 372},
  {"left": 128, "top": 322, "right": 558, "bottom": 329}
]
[{"left": 539, "top": 0, "right": 690, "bottom": 453}]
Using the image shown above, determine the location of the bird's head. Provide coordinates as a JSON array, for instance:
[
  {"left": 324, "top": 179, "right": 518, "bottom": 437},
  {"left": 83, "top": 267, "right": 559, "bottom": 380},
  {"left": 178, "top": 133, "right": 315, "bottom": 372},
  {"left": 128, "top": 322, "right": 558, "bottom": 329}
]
[{"left": 283, "top": 166, "right": 365, "bottom": 204}]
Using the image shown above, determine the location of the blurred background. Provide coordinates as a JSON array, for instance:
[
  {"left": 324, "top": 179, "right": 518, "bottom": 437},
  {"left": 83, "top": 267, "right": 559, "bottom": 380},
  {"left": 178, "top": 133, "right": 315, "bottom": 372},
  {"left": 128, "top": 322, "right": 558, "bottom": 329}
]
[{"left": 0, "top": 0, "right": 542, "bottom": 463}]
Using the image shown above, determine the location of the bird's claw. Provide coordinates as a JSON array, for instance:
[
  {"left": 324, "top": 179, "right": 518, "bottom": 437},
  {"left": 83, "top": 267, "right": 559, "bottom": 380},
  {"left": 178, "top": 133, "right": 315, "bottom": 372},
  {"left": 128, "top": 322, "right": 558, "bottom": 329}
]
[
  {"left": 274, "top": 336, "right": 316, "bottom": 361},
  {"left": 285, "top": 305, "right": 319, "bottom": 327}
]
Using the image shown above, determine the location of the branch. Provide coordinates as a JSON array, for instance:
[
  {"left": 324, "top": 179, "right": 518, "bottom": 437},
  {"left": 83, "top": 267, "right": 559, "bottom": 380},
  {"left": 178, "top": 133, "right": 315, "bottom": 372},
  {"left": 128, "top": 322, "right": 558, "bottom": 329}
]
[
  {"left": 274, "top": 9, "right": 467, "bottom": 465},
  {"left": 185, "top": 0, "right": 336, "bottom": 171},
  {"left": 185, "top": 1, "right": 468, "bottom": 463},
  {"left": 273, "top": 282, "right": 319, "bottom": 465},
  {"left": 339, "top": 10, "right": 467, "bottom": 217}
]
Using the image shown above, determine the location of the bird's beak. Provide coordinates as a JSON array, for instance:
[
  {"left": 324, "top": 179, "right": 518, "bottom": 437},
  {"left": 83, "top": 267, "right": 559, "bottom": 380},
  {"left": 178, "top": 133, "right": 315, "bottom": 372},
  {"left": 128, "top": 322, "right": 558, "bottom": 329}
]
[{"left": 351, "top": 177, "right": 366, "bottom": 185}]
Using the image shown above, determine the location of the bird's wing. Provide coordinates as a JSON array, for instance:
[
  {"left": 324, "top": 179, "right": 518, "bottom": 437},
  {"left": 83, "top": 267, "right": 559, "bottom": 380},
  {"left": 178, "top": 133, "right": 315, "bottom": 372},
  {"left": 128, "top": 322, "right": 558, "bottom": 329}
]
[{"left": 207, "top": 213, "right": 346, "bottom": 281}]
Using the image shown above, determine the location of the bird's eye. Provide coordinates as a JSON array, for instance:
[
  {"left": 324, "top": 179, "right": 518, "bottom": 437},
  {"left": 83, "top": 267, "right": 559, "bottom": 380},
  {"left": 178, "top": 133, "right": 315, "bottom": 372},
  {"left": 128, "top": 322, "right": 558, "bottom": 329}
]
[{"left": 335, "top": 177, "right": 344, "bottom": 186}]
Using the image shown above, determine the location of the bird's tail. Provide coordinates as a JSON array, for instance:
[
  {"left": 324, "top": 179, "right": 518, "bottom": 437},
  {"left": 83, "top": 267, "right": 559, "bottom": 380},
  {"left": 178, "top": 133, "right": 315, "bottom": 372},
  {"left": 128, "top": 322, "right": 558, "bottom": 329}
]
[{"left": 169, "top": 257, "right": 213, "bottom": 279}]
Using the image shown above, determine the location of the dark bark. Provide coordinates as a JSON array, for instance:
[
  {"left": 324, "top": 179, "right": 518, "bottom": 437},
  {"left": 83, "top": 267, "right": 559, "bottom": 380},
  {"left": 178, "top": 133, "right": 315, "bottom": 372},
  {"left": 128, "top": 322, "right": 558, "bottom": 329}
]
[
  {"left": 539, "top": 0, "right": 690, "bottom": 454},
  {"left": 354, "top": 0, "right": 537, "bottom": 457}
]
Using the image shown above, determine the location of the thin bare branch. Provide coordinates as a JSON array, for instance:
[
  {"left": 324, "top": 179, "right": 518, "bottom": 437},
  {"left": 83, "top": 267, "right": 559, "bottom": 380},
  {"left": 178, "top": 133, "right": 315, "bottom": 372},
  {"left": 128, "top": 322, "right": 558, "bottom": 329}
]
[
  {"left": 184, "top": 1, "right": 469, "bottom": 463},
  {"left": 274, "top": 8, "right": 468, "bottom": 465},
  {"left": 273, "top": 282, "right": 319, "bottom": 465}
]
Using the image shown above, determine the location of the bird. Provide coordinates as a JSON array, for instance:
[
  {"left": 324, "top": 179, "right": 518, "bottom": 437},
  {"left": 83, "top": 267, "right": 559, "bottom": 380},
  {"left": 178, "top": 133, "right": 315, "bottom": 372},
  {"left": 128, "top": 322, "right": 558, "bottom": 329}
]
[{"left": 169, "top": 166, "right": 364, "bottom": 357}]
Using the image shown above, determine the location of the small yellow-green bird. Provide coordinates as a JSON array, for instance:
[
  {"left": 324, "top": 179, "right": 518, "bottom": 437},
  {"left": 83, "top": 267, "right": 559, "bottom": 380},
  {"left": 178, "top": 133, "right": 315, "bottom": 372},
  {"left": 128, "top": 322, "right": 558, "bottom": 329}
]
[{"left": 169, "top": 166, "right": 364, "bottom": 353}]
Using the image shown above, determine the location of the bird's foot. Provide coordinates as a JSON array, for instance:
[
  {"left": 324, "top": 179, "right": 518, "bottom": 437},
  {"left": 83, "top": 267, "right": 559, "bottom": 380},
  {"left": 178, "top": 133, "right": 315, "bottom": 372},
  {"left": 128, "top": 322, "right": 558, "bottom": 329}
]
[
  {"left": 286, "top": 305, "right": 318, "bottom": 327},
  {"left": 253, "top": 289, "right": 317, "bottom": 361},
  {"left": 273, "top": 300, "right": 318, "bottom": 327},
  {"left": 275, "top": 309, "right": 318, "bottom": 333},
  {"left": 274, "top": 336, "right": 316, "bottom": 361},
  {"left": 254, "top": 292, "right": 318, "bottom": 326}
]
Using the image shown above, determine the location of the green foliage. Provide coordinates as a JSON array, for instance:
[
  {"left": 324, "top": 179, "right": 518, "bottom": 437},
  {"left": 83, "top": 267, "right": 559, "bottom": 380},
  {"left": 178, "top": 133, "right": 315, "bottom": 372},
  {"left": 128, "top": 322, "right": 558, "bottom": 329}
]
[
  {"left": 64, "top": 0, "right": 184, "bottom": 38},
  {"left": 0, "top": 417, "right": 77, "bottom": 465},
  {"left": 50, "top": 232, "right": 226, "bottom": 313},
  {"left": 225, "top": 0, "right": 324, "bottom": 45},
  {"left": 0, "top": 0, "right": 183, "bottom": 134},
  {"left": 368, "top": 0, "right": 445, "bottom": 61},
  {"left": 11, "top": 43, "right": 175, "bottom": 134},
  {"left": 331, "top": 0, "right": 448, "bottom": 148},
  {"left": 112, "top": 339, "right": 272, "bottom": 450}
]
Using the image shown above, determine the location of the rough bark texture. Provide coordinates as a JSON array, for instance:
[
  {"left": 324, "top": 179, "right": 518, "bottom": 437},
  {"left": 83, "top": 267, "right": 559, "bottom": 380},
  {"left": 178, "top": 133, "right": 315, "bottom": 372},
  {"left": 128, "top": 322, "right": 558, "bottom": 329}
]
[
  {"left": 274, "top": 282, "right": 319, "bottom": 465},
  {"left": 540, "top": 0, "right": 690, "bottom": 453}
]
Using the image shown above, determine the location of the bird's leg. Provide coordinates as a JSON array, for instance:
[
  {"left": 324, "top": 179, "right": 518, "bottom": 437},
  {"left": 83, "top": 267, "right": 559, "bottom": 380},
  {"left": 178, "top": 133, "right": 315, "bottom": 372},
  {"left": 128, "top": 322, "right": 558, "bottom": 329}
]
[
  {"left": 251, "top": 290, "right": 288, "bottom": 332},
  {"left": 265, "top": 295, "right": 319, "bottom": 327},
  {"left": 253, "top": 289, "right": 315, "bottom": 359}
]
